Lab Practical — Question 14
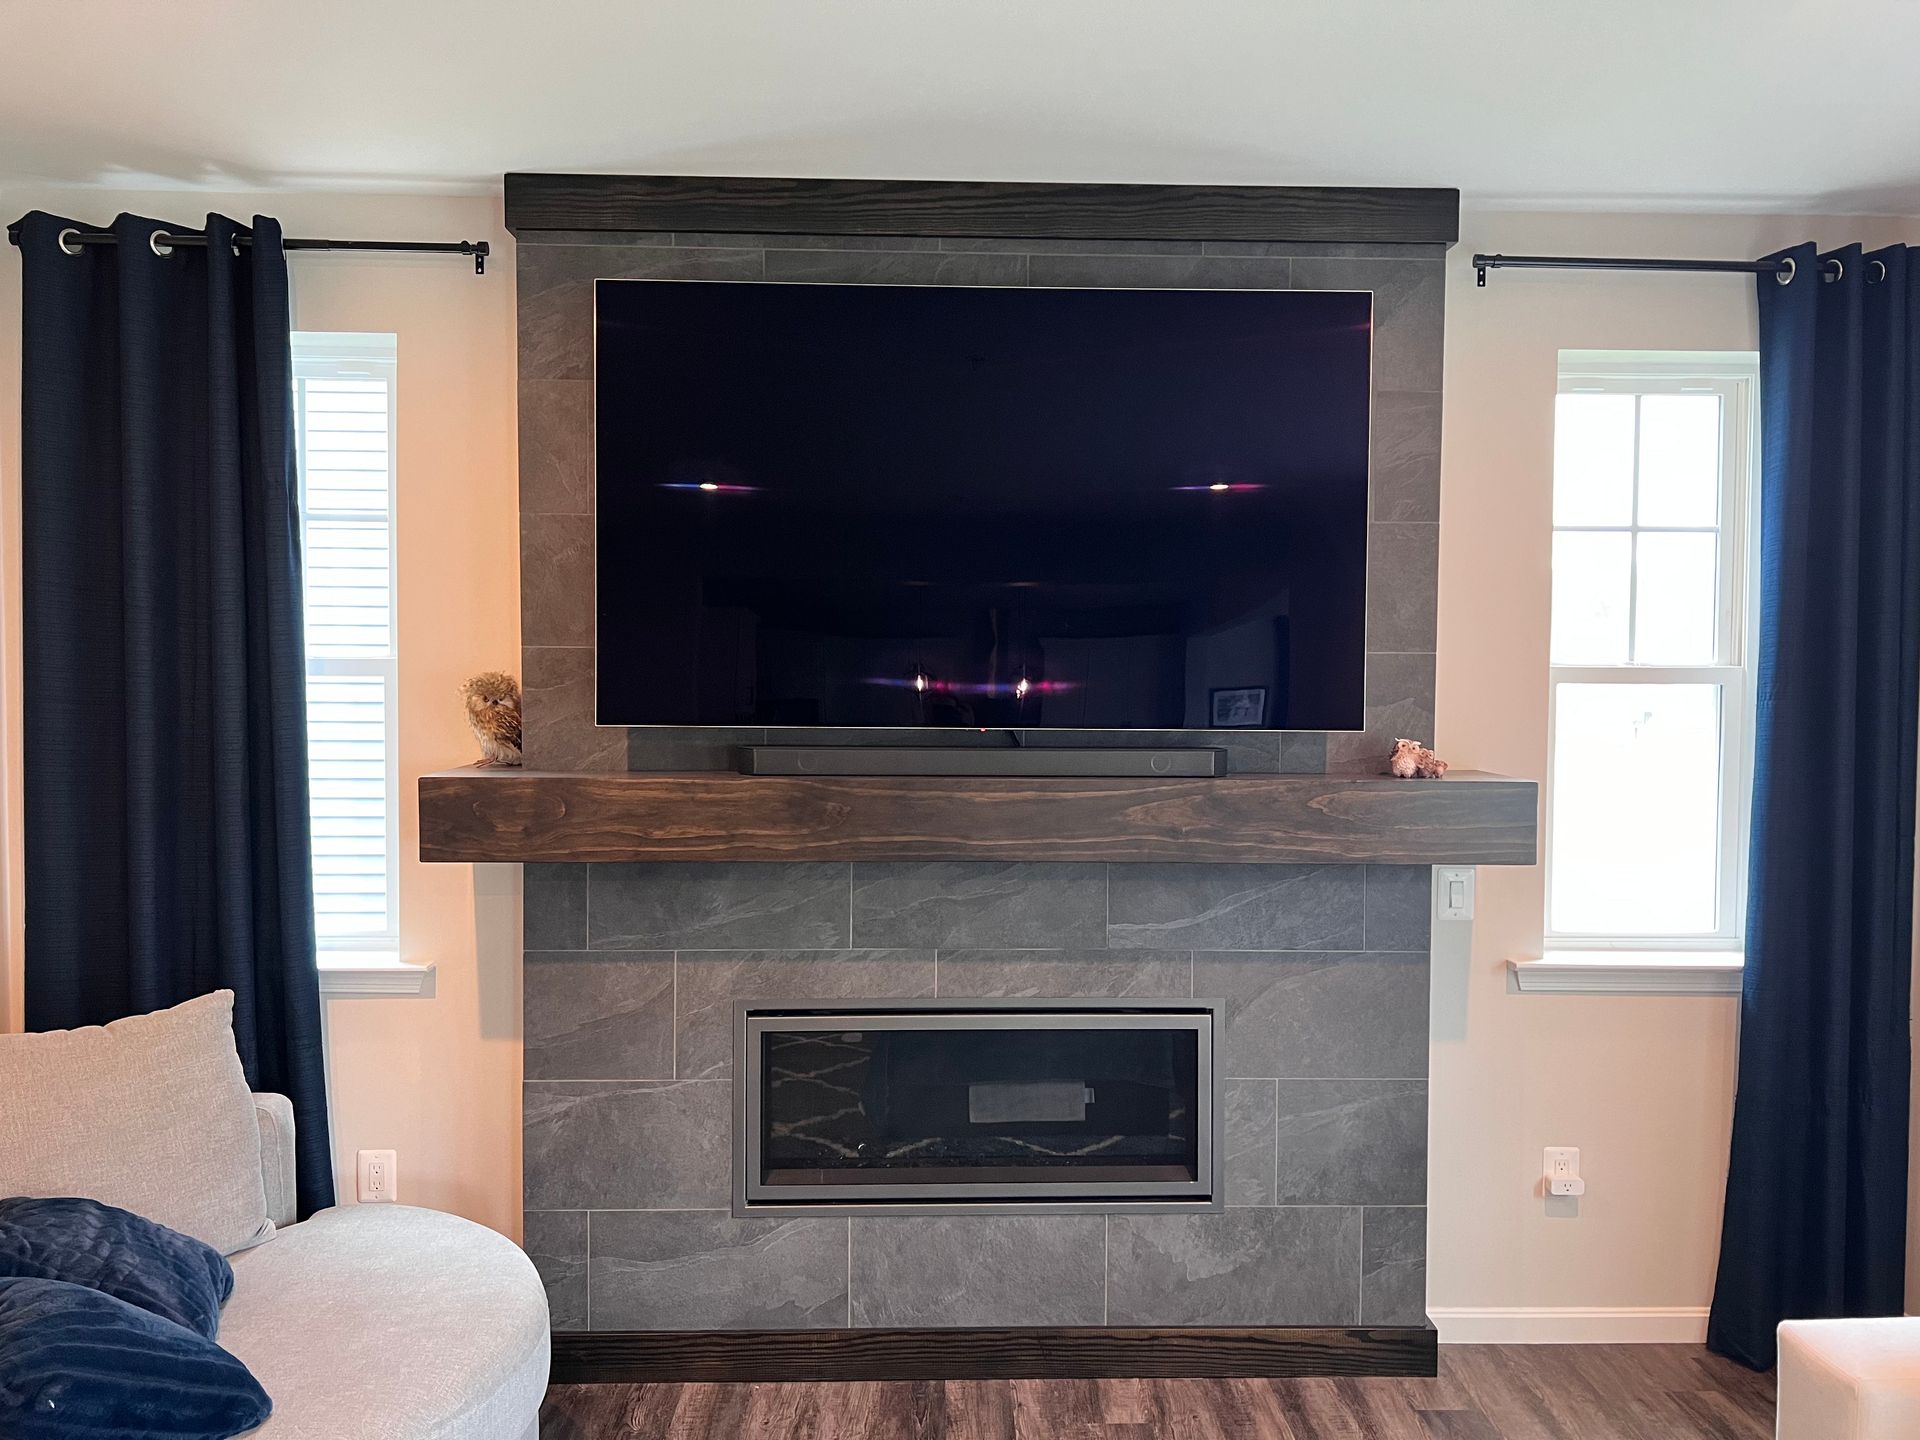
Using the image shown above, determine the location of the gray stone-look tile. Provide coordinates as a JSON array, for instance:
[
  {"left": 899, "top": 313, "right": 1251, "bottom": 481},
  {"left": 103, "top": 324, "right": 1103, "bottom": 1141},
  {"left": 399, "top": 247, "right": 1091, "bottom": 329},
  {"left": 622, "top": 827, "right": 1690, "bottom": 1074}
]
[
  {"left": 1108, "top": 864, "right": 1364, "bottom": 951},
  {"left": 1292, "top": 257, "right": 1444, "bottom": 392},
  {"left": 1365, "top": 866, "right": 1432, "bottom": 952},
  {"left": 763, "top": 249, "right": 1026, "bottom": 286},
  {"left": 1273, "top": 1079, "right": 1428, "bottom": 1205},
  {"left": 1366, "top": 524, "right": 1440, "bottom": 654},
  {"left": 851, "top": 863, "right": 1107, "bottom": 948},
  {"left": 675, "top": 950, "right": 937, "bottom": 1079},
  {"left": 1018, "top": 728, "right": 1279, "bottom": 774},
  {"left": 590, "top": 1212, "right": 849, "bottom": 1331},
  {"left": 1194, "top": 952, "right": 1430, "bottom": 1079},
  {"left": 941, "top": 236, "right": 1204, "bottom": 255},
  {"left": 1224, "top": 1078, "right": 1278, "bottom": 1207},
  {"left": 1278, "top": 732, "right": 1329, "bottom": 774},
  {"left": 524, "top": 952, "right": 675, "bottom": 1081},
  {"left": 849, "top": 1216, "right": 1105, "bottom": 1327},
  {"left": 524, "top": 863, "right": 588, "bottom": 950},
  {"left": 1362, "top": 1207, "right": 1429, "bottom": 1325},
  {"left": 678, "top": 231, "right": 941, "bottom": 251},
  {"left": 1028, "top": 254, "right": 1292, "bottom": 290},
  {"left": 935, "top": 949, "right": 1190, "bottom": 999},
  {"left": 523, "top": 230, "right": 677, "bottom": 247},
  {"left": 1329, "top": 650, "right": 1438, "bottom": 771},
  {"left": 522, "top": 1211, "right": 588, "bottom": 1332},
  {"left": 521, "top": 512, "right": 594, "bottom": 647},
  {"left": 521, "top": 647, "right": 626, "bottom": 772},
  {"left": 523, "top": 1081, "right": 730, "bottom": 1209},
  {"left": 518, "top": 378, "right": 592, "bottom": 516},
  {"left": 628, "top": 726, "right": 766, "bottom": 772},
  {"left": 589, "top": 863, "right": 850, "bottom": 950},
  {"left": 1371, "top": 391, "right": 1442, "bottom": 523},
  {"left": 1107, "top": 1209, "right": 1361, "bottom": 1325},
  {"left": 1203, "top": 241, "right": 1448, "bottom": 260}
]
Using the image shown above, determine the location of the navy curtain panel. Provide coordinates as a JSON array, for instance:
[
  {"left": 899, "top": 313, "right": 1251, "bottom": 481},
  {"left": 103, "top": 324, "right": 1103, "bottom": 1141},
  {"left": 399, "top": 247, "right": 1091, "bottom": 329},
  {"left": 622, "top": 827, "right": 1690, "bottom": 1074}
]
[
  {"left": 1708, "top": 242, "right": 1920, "bottom": 1369},
  {"left": 16, "top": 211, "right": 334, "bottom": 1218}
]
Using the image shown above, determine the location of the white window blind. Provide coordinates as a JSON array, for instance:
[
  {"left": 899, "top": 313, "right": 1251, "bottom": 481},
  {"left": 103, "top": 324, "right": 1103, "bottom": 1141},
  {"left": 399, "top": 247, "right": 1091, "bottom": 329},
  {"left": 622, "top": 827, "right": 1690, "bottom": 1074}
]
[
  {"left": 293, "top": 334, "right": 399, "bottom": 950},
  {"left": 1546, "top": 351, "right": 1758, "bottom": 949}
]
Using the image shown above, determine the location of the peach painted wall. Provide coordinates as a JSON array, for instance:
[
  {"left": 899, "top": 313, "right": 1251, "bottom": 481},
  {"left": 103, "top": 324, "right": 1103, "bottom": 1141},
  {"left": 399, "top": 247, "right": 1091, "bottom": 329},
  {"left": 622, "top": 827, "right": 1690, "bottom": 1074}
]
[
  {"left": 1433, "top": 207, "right": 1920, "bottom": 1335},
  {"left": 0, "top": 188, "right": 525, "bottom": 1238}
]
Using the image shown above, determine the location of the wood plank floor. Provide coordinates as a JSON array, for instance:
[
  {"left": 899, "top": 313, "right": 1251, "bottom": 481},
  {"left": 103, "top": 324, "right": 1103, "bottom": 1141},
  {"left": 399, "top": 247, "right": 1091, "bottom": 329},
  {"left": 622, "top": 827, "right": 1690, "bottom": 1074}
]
[{"left": 540, "top": 1344, "right": 1774, "bottom": 1439}]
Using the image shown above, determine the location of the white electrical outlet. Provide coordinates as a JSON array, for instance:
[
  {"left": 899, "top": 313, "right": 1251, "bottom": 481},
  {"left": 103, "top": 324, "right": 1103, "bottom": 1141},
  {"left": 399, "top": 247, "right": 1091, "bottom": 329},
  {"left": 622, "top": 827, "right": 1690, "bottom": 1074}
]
[
  {"left": 1436, "top": 866, "right": 1476, "bottom": 921},
  {"left": 357, "top": 1149, "right": 398, "bottom": 1204},
  {"left": 1544, "top": 1146, "right": 1585, "bottom": 1197}
]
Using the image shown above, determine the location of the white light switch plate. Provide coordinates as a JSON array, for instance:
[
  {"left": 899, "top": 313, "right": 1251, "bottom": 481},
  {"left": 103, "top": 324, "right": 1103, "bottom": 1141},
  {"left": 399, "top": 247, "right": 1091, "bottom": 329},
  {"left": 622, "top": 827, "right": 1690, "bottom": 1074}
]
[
  {"left": 357, "top": 1149, "right": 398, "bottom": 1204},
  {"left": 1436, "top": 866, "right": 1476, "bottom": 921}
]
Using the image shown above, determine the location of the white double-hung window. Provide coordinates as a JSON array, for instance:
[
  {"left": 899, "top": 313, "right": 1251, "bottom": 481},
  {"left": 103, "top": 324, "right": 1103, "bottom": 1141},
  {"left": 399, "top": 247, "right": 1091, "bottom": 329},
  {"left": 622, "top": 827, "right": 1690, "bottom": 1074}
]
[
  {"left": 1545, "top": 352, "right": 1759, "bottom": 955},
  {"left": 292, "top": 333, "right": 399, "bottom": 958}
]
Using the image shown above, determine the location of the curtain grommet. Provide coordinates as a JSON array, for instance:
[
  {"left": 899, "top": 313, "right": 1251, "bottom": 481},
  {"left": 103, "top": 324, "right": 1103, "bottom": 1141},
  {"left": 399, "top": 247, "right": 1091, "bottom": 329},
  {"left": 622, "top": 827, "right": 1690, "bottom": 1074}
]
[
  {"left": 1869, "top": 259, "right": 1888, "bottom": 283},
  {"left": 1823, "top": 258, "right": 1844, "bottom": 283},
  {"left": 55, "top": 227, "right": 83, "bottom": 256},
  {"left": 149, "top": 230, "right": 174, "bottom": 258},
  {"left": 1775, "top": 256, "right": 1796, "bottom": 285}
]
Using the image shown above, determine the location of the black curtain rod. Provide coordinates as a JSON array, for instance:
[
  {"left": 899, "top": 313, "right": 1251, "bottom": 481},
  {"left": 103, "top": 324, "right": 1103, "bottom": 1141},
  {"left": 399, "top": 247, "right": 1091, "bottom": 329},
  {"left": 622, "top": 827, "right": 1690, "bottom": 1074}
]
[
  {"left": 1470, "top": 252, "right": 1833, "bottom": 289},
  {"left": 6, "top": 226, "right": 491, "bottom": 274}
]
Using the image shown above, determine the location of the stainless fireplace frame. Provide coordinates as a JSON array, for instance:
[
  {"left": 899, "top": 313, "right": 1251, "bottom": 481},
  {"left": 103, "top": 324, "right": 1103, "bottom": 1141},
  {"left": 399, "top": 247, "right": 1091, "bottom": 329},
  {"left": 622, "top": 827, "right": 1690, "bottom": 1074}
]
[{"left": 733, "top": 999, "right": 1225, "bottom": 1218}]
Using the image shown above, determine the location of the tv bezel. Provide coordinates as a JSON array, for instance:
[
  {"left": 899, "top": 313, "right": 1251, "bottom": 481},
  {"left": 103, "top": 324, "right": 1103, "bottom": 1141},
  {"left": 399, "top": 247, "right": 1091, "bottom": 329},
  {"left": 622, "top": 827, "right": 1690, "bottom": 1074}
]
[{"left": 590, "top": 276, "right": 1377, "bottom": 735}]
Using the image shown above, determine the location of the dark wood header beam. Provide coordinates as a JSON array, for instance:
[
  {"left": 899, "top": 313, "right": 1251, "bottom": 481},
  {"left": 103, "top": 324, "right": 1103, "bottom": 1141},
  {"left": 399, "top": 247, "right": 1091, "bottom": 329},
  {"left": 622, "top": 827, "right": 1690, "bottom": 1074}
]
[
  {"left": 418, "top": 768, "right": 1536, "bottom": 866},
  {"left": 504, "top": 173, "right": 1459, "bottom": 246}
]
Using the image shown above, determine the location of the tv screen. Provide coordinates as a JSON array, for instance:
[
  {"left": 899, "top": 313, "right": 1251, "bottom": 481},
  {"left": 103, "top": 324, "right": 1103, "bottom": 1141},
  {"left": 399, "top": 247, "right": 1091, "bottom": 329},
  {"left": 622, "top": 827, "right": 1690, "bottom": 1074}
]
[{"left": 594, "top": 279, "right": 1371, "bottom": 732}]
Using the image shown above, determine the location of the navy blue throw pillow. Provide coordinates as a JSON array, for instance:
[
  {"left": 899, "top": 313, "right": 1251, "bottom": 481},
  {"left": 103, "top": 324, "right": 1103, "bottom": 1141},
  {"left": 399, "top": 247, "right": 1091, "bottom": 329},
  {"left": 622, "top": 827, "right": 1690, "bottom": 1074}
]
[
  {"left": 0, "top": 1197, "right": 234, "bottom": 1339},
  {"left": 0, "top": 1277, "right": 271, "bottom": 1438}
]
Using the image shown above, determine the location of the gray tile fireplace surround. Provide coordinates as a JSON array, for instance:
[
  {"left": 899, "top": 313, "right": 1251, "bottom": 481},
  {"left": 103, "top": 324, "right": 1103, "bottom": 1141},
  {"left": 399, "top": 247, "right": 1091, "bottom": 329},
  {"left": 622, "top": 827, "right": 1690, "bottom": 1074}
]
[
  {"left": 523, "top": 858, "right": 1432, "bottom": 1332},
  {"left": 514, "top": 226, "right": 1446, "bottom": 1337}
]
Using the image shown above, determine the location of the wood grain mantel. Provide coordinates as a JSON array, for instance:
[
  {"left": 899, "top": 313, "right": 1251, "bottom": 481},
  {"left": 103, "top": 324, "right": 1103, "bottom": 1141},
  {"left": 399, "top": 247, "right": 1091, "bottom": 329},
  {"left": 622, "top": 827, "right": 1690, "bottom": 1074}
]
[{"left": 417, "top": 768, "right": 1536, "bottom": 865}]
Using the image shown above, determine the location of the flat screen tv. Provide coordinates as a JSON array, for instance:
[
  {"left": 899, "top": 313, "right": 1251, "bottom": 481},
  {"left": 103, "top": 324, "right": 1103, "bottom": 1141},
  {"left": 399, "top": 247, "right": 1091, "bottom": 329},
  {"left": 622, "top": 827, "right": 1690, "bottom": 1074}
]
[{"left": 594, "top": 279, "right": 1372, "bottom": 732}]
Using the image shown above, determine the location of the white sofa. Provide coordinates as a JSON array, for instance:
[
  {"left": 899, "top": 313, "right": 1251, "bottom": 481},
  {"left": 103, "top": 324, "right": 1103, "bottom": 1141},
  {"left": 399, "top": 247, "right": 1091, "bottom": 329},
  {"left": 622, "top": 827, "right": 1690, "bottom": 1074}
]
[
  {"left": 1777, "top": 1317, "right": 1920, "bottom": 1440},
  {"left": 220, "top": 1094, "right": 550, "bottom": 1440}
]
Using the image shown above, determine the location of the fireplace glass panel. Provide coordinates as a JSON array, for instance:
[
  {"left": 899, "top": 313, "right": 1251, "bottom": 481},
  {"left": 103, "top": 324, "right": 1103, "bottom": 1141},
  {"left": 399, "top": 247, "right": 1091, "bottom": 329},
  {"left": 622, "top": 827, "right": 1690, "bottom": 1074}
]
[{"left": 741, "top": 1008, "right": 1217, "bottom": 1208}]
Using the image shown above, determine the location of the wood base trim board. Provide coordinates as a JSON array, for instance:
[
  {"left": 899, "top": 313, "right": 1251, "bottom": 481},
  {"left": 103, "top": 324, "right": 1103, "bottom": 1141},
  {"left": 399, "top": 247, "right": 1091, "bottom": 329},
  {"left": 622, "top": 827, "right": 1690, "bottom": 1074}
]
[
  {"left": 549, "top": 1324, "right": 1438, "bottom": 1384},
  {"left": 1429, "top": 1307, "right": 1710, "bottom": 1345}
]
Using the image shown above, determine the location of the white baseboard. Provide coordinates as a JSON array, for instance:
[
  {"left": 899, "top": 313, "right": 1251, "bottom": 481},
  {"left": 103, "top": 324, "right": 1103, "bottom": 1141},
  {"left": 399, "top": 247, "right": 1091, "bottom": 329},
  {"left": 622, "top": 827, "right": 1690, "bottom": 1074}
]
[{"left": 1430, "top": 1306, "right": 1711, "bottom": 1345}]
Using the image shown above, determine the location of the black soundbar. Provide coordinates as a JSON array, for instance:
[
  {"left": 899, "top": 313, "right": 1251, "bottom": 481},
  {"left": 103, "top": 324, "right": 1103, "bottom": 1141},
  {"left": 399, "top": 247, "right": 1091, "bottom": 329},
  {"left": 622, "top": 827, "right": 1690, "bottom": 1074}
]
[{"left": 736, "top": 746, "right": 1227, "bottom": 778}]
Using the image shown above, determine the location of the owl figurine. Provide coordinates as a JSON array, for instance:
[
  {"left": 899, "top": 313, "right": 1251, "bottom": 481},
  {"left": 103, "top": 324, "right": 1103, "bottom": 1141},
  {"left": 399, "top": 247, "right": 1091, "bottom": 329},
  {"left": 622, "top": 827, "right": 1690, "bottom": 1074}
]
[
  {"left": 1388, "top": 737, "right": 1448, "bottom": 780},
  {"left": 461, "top": 671, "right": 523, "bottom": 768}
]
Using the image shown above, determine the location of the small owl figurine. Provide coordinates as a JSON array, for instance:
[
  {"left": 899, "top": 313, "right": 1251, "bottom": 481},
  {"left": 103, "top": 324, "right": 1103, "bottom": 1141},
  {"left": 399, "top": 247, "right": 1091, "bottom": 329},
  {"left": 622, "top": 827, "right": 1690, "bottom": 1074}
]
[
  {"left": 1388, "top": 737, "right": 1449, "bottom": 780},
  {"left": 461, "top": 671, "right": 523, "bottom": 768}
]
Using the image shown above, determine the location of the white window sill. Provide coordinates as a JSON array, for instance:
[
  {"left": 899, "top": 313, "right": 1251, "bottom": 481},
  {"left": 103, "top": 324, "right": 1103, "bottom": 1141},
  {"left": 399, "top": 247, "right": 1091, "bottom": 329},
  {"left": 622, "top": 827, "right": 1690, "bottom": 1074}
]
[
  {"left": 317, "top": 951, "right": 436, "bottom": 998},
  {"left": 1509, "top": 951, "right": 1743, "bottom": 996}
]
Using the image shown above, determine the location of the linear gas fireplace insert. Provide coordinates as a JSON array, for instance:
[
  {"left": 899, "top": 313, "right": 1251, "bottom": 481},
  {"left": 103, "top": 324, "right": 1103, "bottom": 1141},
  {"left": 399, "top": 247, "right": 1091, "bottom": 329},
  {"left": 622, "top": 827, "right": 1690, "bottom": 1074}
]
[{"left": 734, "top": 1000, "right": 1223, "bottom": 1216}]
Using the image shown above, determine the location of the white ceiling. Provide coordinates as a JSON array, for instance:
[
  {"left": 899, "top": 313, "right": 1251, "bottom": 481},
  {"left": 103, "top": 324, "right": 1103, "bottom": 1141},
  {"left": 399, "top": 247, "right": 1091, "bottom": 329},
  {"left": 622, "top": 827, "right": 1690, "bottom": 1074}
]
[{"left": 5, "top": 0, "right": 1919, "bottom": 213}]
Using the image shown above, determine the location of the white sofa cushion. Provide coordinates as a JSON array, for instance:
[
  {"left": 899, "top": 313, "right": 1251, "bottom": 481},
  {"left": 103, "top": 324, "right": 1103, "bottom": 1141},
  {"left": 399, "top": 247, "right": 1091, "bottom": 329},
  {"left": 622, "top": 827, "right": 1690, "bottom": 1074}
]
[
  {"left": 1778, "top": 1317, "right": 1920, "bottom": 1440},
  {"left": 0, "top": 990, "right": 271, "bottom": 1255},
  {"left": 221, "top": 1204, "right": 549, "bottom": 1440}
]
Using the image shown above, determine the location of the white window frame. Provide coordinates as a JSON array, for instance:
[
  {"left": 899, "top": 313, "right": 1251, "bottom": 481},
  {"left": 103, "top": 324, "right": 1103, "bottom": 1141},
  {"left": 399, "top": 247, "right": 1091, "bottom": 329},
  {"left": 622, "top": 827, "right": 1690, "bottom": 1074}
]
[
  {"left": 1541, "top": 350, "right": 1760, "bottom": 960},
  {"left": 292, "top": 334, "right": 406, "bottom": 981}
]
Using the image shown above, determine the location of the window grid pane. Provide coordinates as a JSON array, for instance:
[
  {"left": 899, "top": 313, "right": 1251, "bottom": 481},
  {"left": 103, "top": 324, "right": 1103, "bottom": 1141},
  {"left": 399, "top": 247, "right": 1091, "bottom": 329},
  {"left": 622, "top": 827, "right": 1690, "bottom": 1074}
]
[
  {"left": 1548, "top": 360, "right": 1754, "bottom": 945},
  {"left": 294, "top": 337, "right": 398, "bottom": 950}
]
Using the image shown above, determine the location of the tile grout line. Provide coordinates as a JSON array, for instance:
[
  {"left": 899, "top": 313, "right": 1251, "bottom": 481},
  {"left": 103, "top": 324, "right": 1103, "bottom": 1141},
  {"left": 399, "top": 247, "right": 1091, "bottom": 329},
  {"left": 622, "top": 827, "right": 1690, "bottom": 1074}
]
[
  {"left": 1102, "top": 1214, "right": 1110, "bottom": 1325},
  {"left": 846, "top": 1219, "right": 853, "bottom": 1327},
  {"left": 1356, "top": 1206, "right": 1365, "bottom": 1326},
  {"left": 1272, "top": 1079, "right": 1281, "bottom": 1208},
  {"left": 584, "top": 1210, "right": 592, "bottom": 1331}
]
